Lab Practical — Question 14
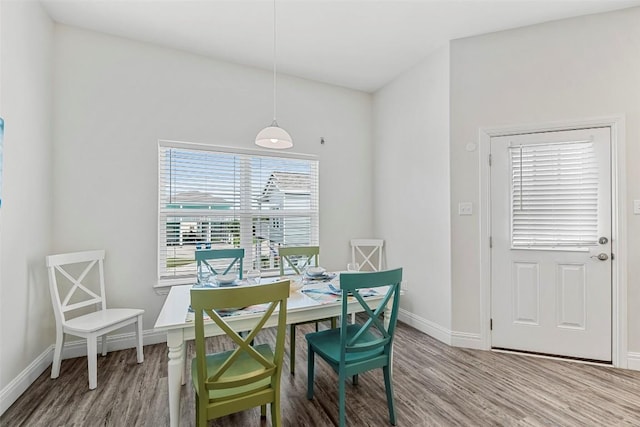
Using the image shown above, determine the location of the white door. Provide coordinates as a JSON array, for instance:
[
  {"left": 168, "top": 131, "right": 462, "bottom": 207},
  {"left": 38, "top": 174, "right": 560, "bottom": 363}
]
[{"left": 490, "top": 127, "right": 612, "bottom": 362}]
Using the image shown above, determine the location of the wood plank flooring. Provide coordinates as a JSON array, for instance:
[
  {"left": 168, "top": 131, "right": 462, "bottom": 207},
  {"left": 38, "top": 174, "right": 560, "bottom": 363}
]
[{"left": 2, "top": 320, "right": 639, "bottom": 426}]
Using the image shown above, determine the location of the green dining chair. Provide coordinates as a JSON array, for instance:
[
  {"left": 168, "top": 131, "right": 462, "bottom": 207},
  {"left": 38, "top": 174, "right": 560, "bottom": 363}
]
[
  {"left": 190, "top": 280, "right": 289, "bottom": 427},
  {"left": 278, "top": 245, "right": 319, "bottom": 276},
  {"left": 306, "top": 268, "right": 403, "bottom": 427},
  {"left": 195, "top": 248, "right": 244, "bottom": 284},
  {"left": 278, "top": 245, "right": 336, "bottom": 375}
]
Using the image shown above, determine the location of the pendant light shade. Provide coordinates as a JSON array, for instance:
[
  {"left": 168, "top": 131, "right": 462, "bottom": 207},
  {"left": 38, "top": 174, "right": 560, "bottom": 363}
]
[
  {"left": 255, "top": 120, "right": 293, "bottom": 149},
  {"left": 256, "top": 0, "right": 293, "bottom": 149}
]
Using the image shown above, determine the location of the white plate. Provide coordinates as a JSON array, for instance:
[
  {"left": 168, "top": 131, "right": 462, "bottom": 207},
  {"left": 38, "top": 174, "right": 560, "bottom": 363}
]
[
  {"left": 306, "top": 267, "right": 326, "bottom": 276},
  {"left": 215, "top": 274, "right": 237, "bottom": 285}
]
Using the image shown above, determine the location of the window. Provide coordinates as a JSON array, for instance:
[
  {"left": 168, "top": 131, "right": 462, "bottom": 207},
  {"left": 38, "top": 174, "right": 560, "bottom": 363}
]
[
  {"left": 158, "top": 141, "right": 319, "bottom": 284},
  {"left": 510, "top": 140, "right": 598, "bottom": 250}
]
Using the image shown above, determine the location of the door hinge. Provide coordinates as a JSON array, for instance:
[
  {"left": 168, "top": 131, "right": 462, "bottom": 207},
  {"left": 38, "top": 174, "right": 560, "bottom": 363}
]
[
  {"left": 489, "top": 154, "right": 492, "bottom": 166},
  {"left": 490, "top": 318, "right": 493, "bottom": 331},
  {"left": 489, "top": 236, "right": 493, "bottom": 248},
  {"left": 611, "top": 253, "right": 615, "bottom": 260}
]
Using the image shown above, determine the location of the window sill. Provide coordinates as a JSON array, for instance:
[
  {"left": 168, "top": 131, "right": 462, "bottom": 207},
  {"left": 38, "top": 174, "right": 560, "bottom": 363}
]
[{"left": 154, "top": 278, "right": 195, "bottom": 295}]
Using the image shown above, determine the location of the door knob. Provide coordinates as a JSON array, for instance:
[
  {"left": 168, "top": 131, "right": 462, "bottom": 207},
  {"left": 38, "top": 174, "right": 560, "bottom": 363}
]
[{"left": 591, "top": 253, "right": 609, "bottom": 261}]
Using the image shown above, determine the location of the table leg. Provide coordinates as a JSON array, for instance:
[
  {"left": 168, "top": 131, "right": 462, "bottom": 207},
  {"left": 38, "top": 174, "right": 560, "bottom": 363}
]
[
  {"left": 167, "top": 331, "right": 185, "bottom": 427},
  {"left": 181, "top": 341, "right": 187, "bottom": 386}
]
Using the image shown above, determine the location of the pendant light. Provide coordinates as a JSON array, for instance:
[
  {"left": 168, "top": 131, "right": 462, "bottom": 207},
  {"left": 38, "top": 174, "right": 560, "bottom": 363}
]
[{"left": 255, "top": 0, "right": 293, "bottom": 149}]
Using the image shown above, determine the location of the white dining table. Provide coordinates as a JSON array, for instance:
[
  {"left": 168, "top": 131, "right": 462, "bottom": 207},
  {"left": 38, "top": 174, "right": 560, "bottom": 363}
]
[{"left": 153, "top": 275, "right": 392, "bottom": 427}]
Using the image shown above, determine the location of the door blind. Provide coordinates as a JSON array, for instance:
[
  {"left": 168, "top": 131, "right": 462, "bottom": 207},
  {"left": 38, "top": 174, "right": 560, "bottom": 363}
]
[
  {"left": 158, "top": 142, "right": 319, "bottom": 283},
  {"left": 510, "top": 141, "right": 598, "bottom": 249}
]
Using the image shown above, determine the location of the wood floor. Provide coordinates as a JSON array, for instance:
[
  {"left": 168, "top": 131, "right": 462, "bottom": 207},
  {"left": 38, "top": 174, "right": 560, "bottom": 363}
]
[{"left": 2, "top": 320, "right": 640, "bottom": 426}]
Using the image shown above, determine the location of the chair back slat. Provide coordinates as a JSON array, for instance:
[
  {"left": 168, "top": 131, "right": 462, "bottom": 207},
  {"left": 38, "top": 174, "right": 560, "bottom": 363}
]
[
  {"left": 46, "top": 250, "right": 107, "bottom": 323},
  {"left": 190, "top": 280, "right": 289, "bottom": 400},
  {"left": 339, "top": 268, "right": 402, "bottom": 358},
  {"left": 344, "top": 293, "right": 392, "bottom": 351},
  {"left": 54, "top": 262, "right": 103, "bottom": 310},
  {"left": 350, "top": 239, "right": 384, "bottom": 271},
  {"left": 45, "top": 250, "right": 106, "bottom": 267},
  {"left": 201, "top": 299, "right": 279, "bottom": 378},
  {"left": 195, "top": 248, "right": 245, "bottom": 283},
  {"left": 278, "top": 246, "right": 319, "bottom": 275}
]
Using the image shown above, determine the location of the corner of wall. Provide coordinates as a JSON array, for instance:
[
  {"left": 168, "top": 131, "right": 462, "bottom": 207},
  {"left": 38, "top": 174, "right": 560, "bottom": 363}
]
[{"left": 0, "top": 330, "right": 167, "bottom": 416}]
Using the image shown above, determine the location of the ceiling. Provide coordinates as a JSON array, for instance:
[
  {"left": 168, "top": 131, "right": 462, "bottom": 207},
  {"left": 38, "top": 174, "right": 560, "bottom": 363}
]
[{"left": 40, "top": 0, "right": 640, "bottom": 93}]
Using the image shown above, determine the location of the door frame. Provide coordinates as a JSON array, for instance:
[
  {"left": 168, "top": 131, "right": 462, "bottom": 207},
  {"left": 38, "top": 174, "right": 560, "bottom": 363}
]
[{"left": 478, "top": 116, "right": 628, "bottom": 368}]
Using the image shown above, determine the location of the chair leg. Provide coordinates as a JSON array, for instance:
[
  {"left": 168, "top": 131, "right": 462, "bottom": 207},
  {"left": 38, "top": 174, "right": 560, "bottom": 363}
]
[
  {"left": 51, "top": 329, "right": 65, "bottom": 379},
  {"left": 352, "top": 374, "right": 358, "bottom": 385},
  {"left": 331, "top": 317, "right": 337, "bottom": 328},
  {"left": 196, "top": 396, "right": 207, "bottom": 427},
  {"left": 87, "top": 336, "right": 98, "bottom": 389},
  {"left": 307, "top": 344, "right": 315, "bottom": 400},
  {"left": 338, "top": 372, "right": 347, "bottom": 427},
  {"left": 290, "top": 324, "right": 296, "bottom": 375},
  {"left": 195, "top": 394, "right": 200, "bottom": 426},
  {"left": 383, "top": 365, "right": 397, "bottom": 425},
  {"left": 261, "top": 404, "right": 266, "bottom": 418},
  {"left": 136, "top": 315, "right": 144, "bottom": 363},
  {"left": 271, "top": 397, "right": 281, "bottom": 427},
  {"left": 101, "top": 334, "right": 108, "bottom": 356}
]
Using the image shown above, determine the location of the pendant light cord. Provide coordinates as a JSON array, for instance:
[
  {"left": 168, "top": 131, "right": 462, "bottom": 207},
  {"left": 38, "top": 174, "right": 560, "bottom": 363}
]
[{"left": 272, "top": 0, "right": 278, "bottom": 123}]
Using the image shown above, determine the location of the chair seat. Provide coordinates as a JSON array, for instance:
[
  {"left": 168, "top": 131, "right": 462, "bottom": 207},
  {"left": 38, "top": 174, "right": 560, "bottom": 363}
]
[
  {"left": 306, "top": 324, "right": 385, "bottom": 365},
  {"left": 64, "top": 308, "right": 144, "bottom": 334},
  {"left": 192, "top": 343, "right": 274, "bottom": 400}
]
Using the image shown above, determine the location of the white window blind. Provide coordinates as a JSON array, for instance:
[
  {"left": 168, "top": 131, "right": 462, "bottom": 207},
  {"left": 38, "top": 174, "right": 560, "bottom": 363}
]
[
  {"left": 158, "top": 142, "right": 319, "bottom": 283},
  {"left": 510, "top": 141, "right": 598, "bottom": 249}
]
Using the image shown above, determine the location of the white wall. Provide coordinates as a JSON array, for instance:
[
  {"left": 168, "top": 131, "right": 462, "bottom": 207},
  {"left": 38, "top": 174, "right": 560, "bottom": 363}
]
[
  {"left": 52, "top": 26, "right": 373, "bottom": 332},
  {"left": 450, "top": 7, "right": 640, "bottom": 353},
  {"left": 0, "top": 0, "right": 54, "bottom": 400},
  {"left": 373, "top": 46, "right": 452, "bottom": 337}
]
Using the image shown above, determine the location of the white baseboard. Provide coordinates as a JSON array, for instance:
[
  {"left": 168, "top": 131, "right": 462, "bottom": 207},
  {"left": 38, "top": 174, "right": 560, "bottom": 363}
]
[
  {"left": 0, "top": 346, "right": 53, "bottom": 415},
  {"left": 398, "top": 309, "right": 452, "bottom": 345},
  {"left": 451, "top": 330, "right": 485, "bottom": 350},
  {"left": 627, "top": 352, "right": 640, "bottom": 371},
  {"left": 397, "top": 309, "right": 487, "bottom": 351},
  {"left": 59, "top": 328, "right": 167, "bottom": 359},
  {"left": 0, "top": 329, "right": 167, "bottom": 416}
]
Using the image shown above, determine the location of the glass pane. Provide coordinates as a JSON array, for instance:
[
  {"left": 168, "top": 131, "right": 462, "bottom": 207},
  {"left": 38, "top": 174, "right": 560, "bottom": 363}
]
[
  {"left": 158, "top": 144, "right": 319, "bottom": 280},
  {"left": 510, "top": 141, "right": 598, "bottom": 249}
]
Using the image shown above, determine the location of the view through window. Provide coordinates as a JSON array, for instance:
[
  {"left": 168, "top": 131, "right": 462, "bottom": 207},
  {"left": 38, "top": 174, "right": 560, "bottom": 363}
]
[{"left": 158, "top": 142, "right": 319, "bottom": 283}]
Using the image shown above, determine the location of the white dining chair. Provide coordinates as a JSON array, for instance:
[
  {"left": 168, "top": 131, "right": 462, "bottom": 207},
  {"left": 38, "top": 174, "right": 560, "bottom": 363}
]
[
  {"left": 350, "top": 239, "right": 384, "bottom": 272},
  {"left": 349, "top": 239, "right": 385, "bottom": 323},
  {"left": 46, "top": 250, "right": 144, "bottom": 389}
]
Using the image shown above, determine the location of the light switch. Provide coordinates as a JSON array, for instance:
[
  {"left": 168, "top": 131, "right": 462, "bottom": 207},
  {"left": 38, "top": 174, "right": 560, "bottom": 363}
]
[
  {"left": 458, "top": 202, "right": 473, "bottom": 216},
  {"left": 634, "top": 200, "right": 640, "bottom": 215}
]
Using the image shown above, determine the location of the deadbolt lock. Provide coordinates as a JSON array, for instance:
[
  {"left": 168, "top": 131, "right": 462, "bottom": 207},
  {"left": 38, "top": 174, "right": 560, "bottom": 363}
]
[{"left": 598, "top": 237, "right": 609, "bottom": 245}]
